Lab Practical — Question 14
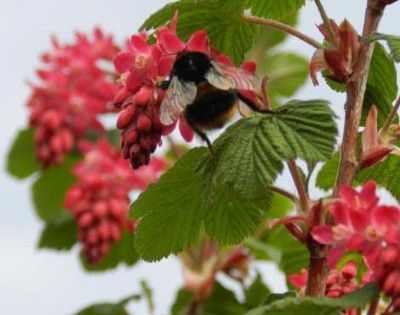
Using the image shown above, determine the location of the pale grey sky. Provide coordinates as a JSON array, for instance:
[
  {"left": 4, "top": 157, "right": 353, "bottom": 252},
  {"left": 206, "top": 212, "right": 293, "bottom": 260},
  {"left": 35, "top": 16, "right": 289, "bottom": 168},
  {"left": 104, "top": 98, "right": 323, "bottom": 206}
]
[{"left": 0, "top": 1, "right": 399, "bottom": 314}]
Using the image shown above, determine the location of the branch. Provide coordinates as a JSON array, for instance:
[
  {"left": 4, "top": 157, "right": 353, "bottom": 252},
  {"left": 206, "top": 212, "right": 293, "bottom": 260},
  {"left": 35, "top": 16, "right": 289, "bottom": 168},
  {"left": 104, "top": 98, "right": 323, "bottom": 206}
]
[
  {"left": 367, "top": 297, "right": 379, "bottom": 315},
  {"left": 287, "top": 160, "right": 309, "bottom": 212},
  {"left": 242, "top": 15, "right": 323, "bottom": 49},
  {"left": 267, "top": 184, "right": 299, "bottom": 204},
  {"left": 334, "top": 0, "right": 386, "bottom": 195}
]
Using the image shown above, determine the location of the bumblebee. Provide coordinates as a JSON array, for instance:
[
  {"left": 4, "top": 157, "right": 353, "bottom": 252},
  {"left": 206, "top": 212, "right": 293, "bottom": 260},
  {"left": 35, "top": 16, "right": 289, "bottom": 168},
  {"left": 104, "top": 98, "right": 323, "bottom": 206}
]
[{"left": 159, "top": 51, "right": 270, "bottom": 153}]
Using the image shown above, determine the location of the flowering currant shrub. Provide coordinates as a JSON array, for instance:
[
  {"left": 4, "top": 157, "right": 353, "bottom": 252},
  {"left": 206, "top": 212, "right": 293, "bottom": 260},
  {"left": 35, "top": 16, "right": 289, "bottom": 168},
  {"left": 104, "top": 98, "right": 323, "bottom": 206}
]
[{"left": 6, "top": 0, "right": 400, "bottom": 314}]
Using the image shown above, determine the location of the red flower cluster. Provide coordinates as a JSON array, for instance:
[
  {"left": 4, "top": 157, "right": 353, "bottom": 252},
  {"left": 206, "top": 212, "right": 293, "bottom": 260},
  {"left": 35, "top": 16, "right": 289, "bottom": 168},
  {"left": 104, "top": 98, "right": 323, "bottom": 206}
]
[
  {"left": 113, "top": 12, "right": 256, "bottom": 169},
  {"left": 28, "top": 28, "right": 120, "bottom": 166},
  {"left": 65, "top": 139, "right": 168, "bottom": 263},
  {"left": 289, "top": 262, "right": 361, "bottom": 315},
  {"left": 311, "top": 181, "right": 400, "bottom": 311}
]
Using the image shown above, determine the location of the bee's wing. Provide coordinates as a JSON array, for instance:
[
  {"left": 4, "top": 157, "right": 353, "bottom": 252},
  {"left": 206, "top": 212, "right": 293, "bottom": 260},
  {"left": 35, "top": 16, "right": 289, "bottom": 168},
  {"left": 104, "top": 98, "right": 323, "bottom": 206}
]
[
  {"left": 205, "top": 60, "right": 258, "bottom": 91},
  {"left": 159, "top": 76, "right": 197, "bottom": 125}
]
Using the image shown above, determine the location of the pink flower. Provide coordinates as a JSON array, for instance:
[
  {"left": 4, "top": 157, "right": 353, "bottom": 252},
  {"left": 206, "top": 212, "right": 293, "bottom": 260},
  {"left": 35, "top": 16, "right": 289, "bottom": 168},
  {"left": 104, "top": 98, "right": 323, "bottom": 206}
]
[
  {"left": 114, "top": 34, "right": 162, "bottom": 94},
  {"left": 311, "top": 181, "right": 400, "bottom": 268}
]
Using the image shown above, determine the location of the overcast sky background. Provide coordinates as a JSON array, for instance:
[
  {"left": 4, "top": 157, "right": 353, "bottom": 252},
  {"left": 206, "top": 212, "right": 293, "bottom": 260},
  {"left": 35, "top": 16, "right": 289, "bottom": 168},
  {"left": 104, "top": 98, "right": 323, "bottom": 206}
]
[{"left": 0, "top": 1, "right": 399, "bottom": 314}]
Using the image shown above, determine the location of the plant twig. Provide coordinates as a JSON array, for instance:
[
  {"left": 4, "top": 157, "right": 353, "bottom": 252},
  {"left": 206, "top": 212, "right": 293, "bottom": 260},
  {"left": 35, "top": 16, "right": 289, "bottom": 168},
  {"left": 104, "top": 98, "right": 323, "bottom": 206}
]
[
  {"left": 381, "top": 95, "right": 400, "bottom": 135},
  {"left": 314, "top": 0, "right": 337, "bottom": 46},
  {"left": 334, "top": 0, "right": 386, "bottom": 194},
  {"left": 287, "top": 159, "right": 309, "bottom": 212},
  {"left": 267, "top": 184, "right": 299, "bottom": 204},
  {"left": 367, "top": 297, "right": 380, "bottom": 315},
  {"left": 305, "top": 200, "right": 329, "bottom": 296},
  {"left": 242, "top": 15, "right": 323, "bottom": 49}
]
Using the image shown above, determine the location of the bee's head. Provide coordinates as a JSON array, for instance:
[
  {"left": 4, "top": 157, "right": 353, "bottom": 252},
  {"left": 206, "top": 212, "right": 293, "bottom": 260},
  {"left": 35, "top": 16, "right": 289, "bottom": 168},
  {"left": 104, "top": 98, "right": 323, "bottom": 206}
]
[{"left": 173, "top": 51, "right": 211, "bottom": 84}]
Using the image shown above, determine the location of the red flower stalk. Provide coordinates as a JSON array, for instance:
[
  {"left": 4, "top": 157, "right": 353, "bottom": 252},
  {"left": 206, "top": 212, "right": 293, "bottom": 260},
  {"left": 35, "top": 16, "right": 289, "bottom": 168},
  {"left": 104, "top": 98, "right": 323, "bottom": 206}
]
[
  {"left": 65, "top": 139, "right": 168, "bottom": 263},
  {"left": 310, "top": 20, "right": 360, "bottom": 85},
  {"left": 289, "top": 261, "right": 361, "bottom": 315},
  {"left": 28, "top": 28, "right": 120, "bottom": 166}
]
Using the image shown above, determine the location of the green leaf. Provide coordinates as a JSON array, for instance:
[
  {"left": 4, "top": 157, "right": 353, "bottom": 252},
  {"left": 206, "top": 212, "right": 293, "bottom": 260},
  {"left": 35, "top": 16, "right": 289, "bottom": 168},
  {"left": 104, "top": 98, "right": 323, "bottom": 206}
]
[
  {"left": 245, "top": 272, "right": 271, "bottom": 308},
  {"left": 245, "top": 0, "right": 305, "bottom": 20},
  {"left": 369, "top": 33, "right": 400, "bottom": 62},
  {"left": 263, "top": 292, "right": 296, "bottom": 306},
  {"left": 131, "top": 149, "right": 208, "bottom": 261},
  {"left": 6, "top": 128, "right": 40, "bottom": 179},
  {"left": 315, "top": 152, "right": 339, "bottom": 191},
  {"left": 141, "top": 0, "right": 305, "bottom": 64},
  {"left": 37, "top": 212, "right": 77, "bottom": 251},
  {"left": 81, "top": 231, "right": 139, "bottom": 272},
  {"left": 257, "top": 52, "right": 309, "bottom": 104},
  {"left": 75, "top": 294, "right": 141, "bottom": 315},
  {"left": 362, "top": 42, "right": 398, "bottom": 127},
  {"left": 171, "top": 289, "right": 195, "bottom": 315},
  {"left": 266, "top": 193, "right": 294, "bottom": 219},
  {"left": 202, "top": 282, "right": 247, "bottom": 315},
  {"left": 132, "top": 100, "right": 336, "bottom": 261},
  {"left": 357, "top": 155, "right": 400, "bottom": 201},
  {"left": 245, "top": 282, "right": 379, "bottom": 315},
  {"left": 141, "top": 0, "right": 255, "bottom": 64},
  {"left": 202, "top": 99, "right": 336, "bottom": 198},
  {"left": 32, "top": 154, "right": 79, "bottom": 222}
]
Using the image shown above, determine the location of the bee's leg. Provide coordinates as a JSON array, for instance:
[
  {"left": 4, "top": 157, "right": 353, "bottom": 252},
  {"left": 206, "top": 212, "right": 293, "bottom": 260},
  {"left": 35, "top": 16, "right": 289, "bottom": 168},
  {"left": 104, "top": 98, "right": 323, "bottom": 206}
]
[
  {"left": 185, "top": 115, "right": 215, "bottom": 156},
  {"left": 236, "top": 92, "right": 274, "bottom": 114}
]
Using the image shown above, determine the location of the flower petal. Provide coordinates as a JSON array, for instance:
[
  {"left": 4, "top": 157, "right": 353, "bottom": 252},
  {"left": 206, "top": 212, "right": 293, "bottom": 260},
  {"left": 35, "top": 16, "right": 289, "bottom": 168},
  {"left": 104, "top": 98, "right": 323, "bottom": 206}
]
[
  {"left": 156, "top": 28, "right": 185, "bottom": 54},
  {"left": 187, "top": 30, "right": 209, "bottom": 54},
  {"left": 311, "top": 225, "right": 335, "bottom": 244},
  {"left": 130, "top": 34, "right": 149, "bottom": 53},
  {"left": 126, "top": 68, "right": 148, "bottom": 94},
  {"left": 179, "top": 117, "right": 194, "bottom": 142},
  {"left": 241, "top": 60, "right": 257, "bottom": 74},
  {"left": 114, "top": 52, "right": 134, "bottom": 74}
]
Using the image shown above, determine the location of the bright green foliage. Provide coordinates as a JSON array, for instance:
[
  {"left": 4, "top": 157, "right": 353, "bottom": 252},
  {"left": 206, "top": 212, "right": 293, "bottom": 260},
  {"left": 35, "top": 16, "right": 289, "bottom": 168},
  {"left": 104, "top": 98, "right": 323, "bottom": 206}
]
[
  {"left": 131, "top": 100, "right": 336, "bottom": 261},
  {"left": 245, "top": 283, "right": 379, "bottom": 315},
  {"left": 362, "top": 43, "right": 398, "bottom": 127},
  {"left": 357, "top": 155, "right": 400, "bottom": 201},
  {"left": 245, "top": 0, "right": 305, "bottom": 20},
  {"left": 6, "top": 128, "right": 39, "bottom": 179},
  {"left": 140, "top": 0, "right": 305, "bottom": 64},
  {"left": 256, "top": 52, "right": 309, "bottom": 105},
  {"left": 38, "top": 212, "right": 77, "bottom": 250},
  {"left": 75, "top": 294, "right": 141, "bottom": 315},
  {"left": 81, "top": 231, "right": 139, "bottom": 272},
  {"left": 245, "top": 273, "right": 271, "bottom": 308},
  {"left": 316, "top": 152, "right": 339, "bottom": 191},
  {"left": 369, "top": 33, "right": 400, "bottom": 62},
  {"left": 32, "top": 154, "right": 79, "bottom": 222},
  {"left": 263, "top": 292, "right": 296, "bottom": 306},
  {"left": 131, "top": 149, "right": 208, "bottom": 261},
  {"left": 171, "top": 282, "right": 247, "bottom": 315},
  {"left": 171, "top": 289, "right": 194, "bottom": 315}
]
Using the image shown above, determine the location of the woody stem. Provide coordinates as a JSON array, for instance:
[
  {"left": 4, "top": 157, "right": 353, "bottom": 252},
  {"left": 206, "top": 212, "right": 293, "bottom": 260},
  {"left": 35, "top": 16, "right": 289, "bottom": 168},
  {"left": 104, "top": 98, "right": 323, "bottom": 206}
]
[
  {"left": 287, "top": 159, "right": 309, "bottom": 212},
  {"left": 334, "top": 0, "right": 386, "bottom": 193},
  {"left": 242, "top": 15, "right": 323, "bottom": 49}
]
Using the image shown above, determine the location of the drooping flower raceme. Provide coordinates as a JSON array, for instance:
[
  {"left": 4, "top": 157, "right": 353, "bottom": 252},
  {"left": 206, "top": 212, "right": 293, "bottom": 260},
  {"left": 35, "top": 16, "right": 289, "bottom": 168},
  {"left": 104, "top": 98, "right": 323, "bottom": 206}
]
[
  {"left": 113, "top": 12, "right": 258, "bottom": 169},
  {"left": 311, "top": 180, "right": 400, "bottom": 311},
  {"left": 65, "top": 139, "right": 168, "bottom": 263},
  {"left": 28, "top": 28, "right": 120, "bottom": 166}
]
